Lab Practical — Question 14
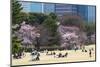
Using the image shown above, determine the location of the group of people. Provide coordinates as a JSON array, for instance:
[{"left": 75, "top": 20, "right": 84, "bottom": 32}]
[
  {"left": 14, "top": 47, "right": 94, "bottom": 61},
  {"left": 81, "top": 47, "right": 94, "bottom": 58},
  {"left": 13, "top": 51, "right": 25, "bottom": 59},
  {"left": 56, "top": 52, "right": 68, "bottom": 58},
  {"left": 31, "top": 50, "right": 40, "bottom": 61},
  {"left": 46, "top": 51, "right": 68, "bottom": 58},
  {"left": 45, "top": 46, "right": 94, "bottom": 59}
]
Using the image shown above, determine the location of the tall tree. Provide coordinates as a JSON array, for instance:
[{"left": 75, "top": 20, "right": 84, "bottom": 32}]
[
  {"left": 49, "top": 13, "right": 57, "bottom": 20},
  {"left": 12, "top": 0, "right": 23, "bottom": 24},
  {"left": 12, "top": 36, "right": 21, "bottom": 57},
  {"left": 43, "top": 17, "right": 58, "bottom": 36},
  {"left": 42, "top": 17, "right": 59, "bottom": 46},
  {"left": 28, "top": 13, "right": 48, "bottom": 25}
]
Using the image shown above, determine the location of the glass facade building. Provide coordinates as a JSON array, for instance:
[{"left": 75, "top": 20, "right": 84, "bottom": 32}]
[
  {"left": 20, "top": 1, "right": 78, "bottom": 15},
  {"left": 19, "top": 1, "right": 96, "bottom": 22},
  {"left": 55, "top": 4, "right": 78, "bottom": 16},
  {"left": 77, "top": 5, "right": 96, "bottom": 22},
  {"left": 44, "top": 3, "right": 55, "bottom": 14},
  {"left": 20, "top": 1, "right": 55, "bottom": 13},
  {"left": 87, "top": 6, "right": 96, "bottom": 22},
  {"left": 20, "top": 1, "right": 43, "bottom": 13},
  {"left": 20, "top": 1, "right": 31, "bottom": 12},
  {"left": 77, "top": 5, "right": 88, "bottom": 22}
]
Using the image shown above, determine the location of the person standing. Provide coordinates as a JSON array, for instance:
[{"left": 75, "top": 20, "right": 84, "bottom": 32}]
[
  {"left": 89, "top": 49, "right": 92, "bottom": 57},
  {"left": 36, "top": 52, "right": 40, "bottom": 60}
]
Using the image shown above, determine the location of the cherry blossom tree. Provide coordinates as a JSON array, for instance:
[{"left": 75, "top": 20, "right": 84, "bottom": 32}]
[{"left": 16, "top": 21, "right": 39, "bottom": 49}]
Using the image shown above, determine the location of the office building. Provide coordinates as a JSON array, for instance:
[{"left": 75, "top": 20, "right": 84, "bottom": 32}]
[{"left": 19, "top": 1, "right": 96, "bottom": 22}]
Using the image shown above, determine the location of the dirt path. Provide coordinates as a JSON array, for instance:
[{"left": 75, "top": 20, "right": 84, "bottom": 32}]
[{"left": 12, "top": 45, "right": 95, "bottom": 66}]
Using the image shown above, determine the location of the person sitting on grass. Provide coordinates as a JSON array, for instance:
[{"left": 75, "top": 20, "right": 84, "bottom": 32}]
[
  {"left": 91, "top": 48, "right": 94, "bottom": 51},
  {"left": 18, "top": 52, "right": 22, "bottom": 59},
  {"left": 58, "top": 53, "right": 62, "bottom": 58},
  {"left": 13, "top": 53, "right": 18, "bottom": 59},
  {"left": 85, "top": 50, "right": 87, "bottom": 52},
  {"left": 46, "top": 51, "right": 53, "bottom": 55},
  {"left": 64, "top": 52, "right": 68, "bottom": 57},
  {"left": 82, "top": 47, "right": 85, "bottom": 52},
  {"left": 53, "top": 52, "right": 56, "bottom": 55},
  {"left": 61, "top": 52, "right": 68, "bottom": 57},
  {"left": 54, "top": 52, "right": 68, "bottom": 58}
]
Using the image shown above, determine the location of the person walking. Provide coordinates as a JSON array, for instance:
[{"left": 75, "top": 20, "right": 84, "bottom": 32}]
[{"left": 36, "top": 52, "right": 40, "bottom": 60}]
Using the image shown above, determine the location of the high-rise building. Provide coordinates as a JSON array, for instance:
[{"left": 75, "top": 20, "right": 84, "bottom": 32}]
[
  {"left": 77, "top": 5, "right": 96, "bottom": 22},
  {"left": 55, "top": 4, "right": 78, "bottom": 16},
  {"left": 44, "top": 3, "right": 55, "bottom": 14},
  {"left": 20, "top": 1, "right": 31, "bottom": 12},
  {"left": 19, "top": 1, "right": 78, "bottom": 15},
  {"left": 19, "top": 1, "right": 96, "bottom": 22},
  {"left": 77, "top": 5, "right": 88, "bottom": 21},
  {"left": 19, "top": 1, "right": 43, "bottom": 13},
  {"left": 87, "top": 6, "right": 96, "bottom": 22}
]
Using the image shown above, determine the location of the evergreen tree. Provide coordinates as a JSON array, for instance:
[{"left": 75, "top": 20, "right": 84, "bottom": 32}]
[
  {"left": 12, "top": 36, "right": 21, "bottom": 57},
  {"left": 42, "top": 17, "right": 59, "bottom": 46},
  {"left": 12, "top": 0, "right": 23, "bottom": 24},
  {"left": 43, "top": 17, "right": 58, "bottom": 36},
  {"left": 49, "top": 13, "right": 57, "bottom": 20}
]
